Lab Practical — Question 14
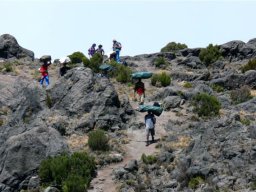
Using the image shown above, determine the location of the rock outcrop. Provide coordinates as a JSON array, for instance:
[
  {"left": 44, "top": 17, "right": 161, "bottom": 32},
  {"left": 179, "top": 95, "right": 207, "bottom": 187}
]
[{"left": 0, "top": 34, "right": 34, "bottom": 60}]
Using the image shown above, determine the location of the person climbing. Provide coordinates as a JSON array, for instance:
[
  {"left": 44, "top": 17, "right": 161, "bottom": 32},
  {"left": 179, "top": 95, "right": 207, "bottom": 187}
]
[
  {"left": 96, "top": 44, "right": 105, "bottom": 56},
  {"left": 145, "top": 111, "right": 156, "bottom": 146},
  {"left": 39, "top": 60, "right": 51, "bottom": 87},
  {"left": 88, "top": 43, "right": 96, "bottom": 58},
  {"left": 134, "top": 78, "right": 145, "bottom": 105},
  {"left": 59, "top": 57, "right": 71, "bottom": 77},
  {"left": 112, "top": 39, "right": 122, "bottom": 63}
]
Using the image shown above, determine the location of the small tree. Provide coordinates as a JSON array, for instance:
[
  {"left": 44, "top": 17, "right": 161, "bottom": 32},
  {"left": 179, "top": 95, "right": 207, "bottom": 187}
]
[
  {"left": 192, "top": 93, "right": 221, "bottom": 117},
  {"left": 161, "top": 42, "right": 187, "bottom": 52},
  {"left": 88, "top": 129, "right": 109, "bottom": 151},
  {"left": 199, "top": 44, "right": 221, "bottom": 66}
]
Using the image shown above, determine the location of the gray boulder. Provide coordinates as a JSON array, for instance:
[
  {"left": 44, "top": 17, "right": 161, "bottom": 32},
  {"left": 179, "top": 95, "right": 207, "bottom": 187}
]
[
  {"left": 178, "top": 56, "right": 205, "bottom": 69},
  {"left": 44, "top": 187, "right": 60, "bottom": 192},
  {"left": 211, "top": 70, "right": 256, "bottom": 89},
  {"left": 162, "top": 96, "right": 181, "bottom": 110},
  {"left": 0, "top": 34, "right": 34, "bottom": 60}
]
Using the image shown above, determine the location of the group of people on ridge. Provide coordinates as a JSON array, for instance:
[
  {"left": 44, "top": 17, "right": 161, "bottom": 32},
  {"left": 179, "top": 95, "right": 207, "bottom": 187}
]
[{"left": 88, "top": 39, "right": 122, "bottom": 63}]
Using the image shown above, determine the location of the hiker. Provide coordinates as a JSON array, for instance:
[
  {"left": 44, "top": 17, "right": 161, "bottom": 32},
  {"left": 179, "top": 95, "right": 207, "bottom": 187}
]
[
  {"left": 59, "top": 57, "right": 71, "bottom": 77},
  {"left": 134, "top": 78, "right": 145, "bottom": 105},
  {"left": 145, "top": 111, "right": 156, "bottom": 146},
  {"left": 112, "top": 39, "right": 122, "bottom": 63},
  {"left": 88, "top": 43, "right": 96, "bottom": 58},
  {"left": 39, "top": 60, "right": 51, "bottom": 87},
  {"left": 96, "top": 44, "right": 105, "bottom": 56}
]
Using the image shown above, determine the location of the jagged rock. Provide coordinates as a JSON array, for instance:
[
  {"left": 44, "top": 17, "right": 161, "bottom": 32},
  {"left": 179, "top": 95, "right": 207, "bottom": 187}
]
[
  {"left": 0, "top": 34, "right": 34, "bottom": 60},
  {"left": 124, "top": 160, "right": 138, "bottom": 172},
  {"left": 178, "top": 56, "right": 205, "bottom": 69},
  {"left": 48, "top": 67, "right": 132, "bottom": 132},
  {"left": 162, "top": 96, "right": 181, "bottom": 110},
  {"left": 178, "top": 48, "right": 201, "bottom": 57},
  {"left": 113, "top": 168, "right": 128, "bottom": 179},
  {"left": 220, "top": 40, "right": 256, "bottom": 61},
  {"left": 211, "top": 70, "right": 256, "bottom": 89},
  {"left": 27, "top": 176, "right": 40, "bottom": 190}
]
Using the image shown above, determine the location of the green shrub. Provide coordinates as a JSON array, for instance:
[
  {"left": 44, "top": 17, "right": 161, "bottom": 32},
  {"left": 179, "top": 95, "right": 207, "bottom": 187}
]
[
  {"left": 141, "top": 154, "right": 157, "bottom": 165},
  {"left": 108, "top": 61, "right": 132, "bottom": 83},
  {"left": 151, "top": 72, "right": 171, "bottom": 87},
  {"left": 192, "top": 93, "right": 221, "bottom": 117},
  {"left": 154, "top": 57, "right": 169, "bottom": 68},
  {"left": 68, "top": 52, "right": 86, "bottom": 63},
  {"left": 88, "top": 129, "right": 109, "bottom": 151},
  {"left": 183, "top": 82, "right": 192, "bottom": 88},
  {"left": 210, "top": 84, "right": 224, "bottom": 93},
  {"left": 89, "top": 53, "right": 103, "bottom": 73},
  {"left": 188, "top": 176, "right": 205, "bottom": 189},
  {"left": 39, "top": 152, "right": 95, "bottom": 192},
  {"left": 46, "top": 93, "right": 52, "bottom": 108},
  {"left": 241, "top": 59, "right": 256, "bottom": 73},
  {"left": 230, "top": 85, "right": 252, "bottom": 104},
  {"left": 240, "top": 118, "right": 251, "bottom": 126},
  {"left": 0, "top": 62, "right": 14, "bottom": 73},
  {"left": 199, "top": 44, "right": 221, "bottom": 66},
  {"left": 161, "top": 42, "right": 187, "bottom": 52},
  {"left": 0, "top": 119, "right": 4, "bottom": 126}
]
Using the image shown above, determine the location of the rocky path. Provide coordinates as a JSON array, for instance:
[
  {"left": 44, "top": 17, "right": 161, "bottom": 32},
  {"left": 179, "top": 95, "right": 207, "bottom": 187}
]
[{"left": 88, "top": 84, "right": 171, "bottom": 192}]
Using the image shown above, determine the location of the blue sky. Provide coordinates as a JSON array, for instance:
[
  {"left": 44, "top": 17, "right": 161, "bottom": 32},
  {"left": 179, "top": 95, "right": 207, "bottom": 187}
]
[{"left": 0, "top": 0, "right": 256, "bottom": 60}]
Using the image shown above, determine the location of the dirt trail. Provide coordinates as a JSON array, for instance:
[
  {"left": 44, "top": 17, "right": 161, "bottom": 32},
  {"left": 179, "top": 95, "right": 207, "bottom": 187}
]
[{"left": 88, "top": 85, "right": 172, "bottom": 192}]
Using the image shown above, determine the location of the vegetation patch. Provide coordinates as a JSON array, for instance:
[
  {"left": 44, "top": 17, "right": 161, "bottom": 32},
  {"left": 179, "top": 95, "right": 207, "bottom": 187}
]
[
  {"left": 39, "top": 152, "right": 95, "bottom": 192},
  {"left": 154, "top": 56, "right": 169, "bottom": 68},
  {"left": 192, "top": 93, "right": 221, "bottom": 117},
  {"left": 199, "top": 44, "right": 221, "bottom": 66},
  {"left": 109, "top": 61, "right": 132, "bottom": 83},
  {"left": 151, "top": 72, "right": 171, "bottom": 87},
  {"left": 241, "top": 59, "right": 256, "bottom": 73},
  {"left": 230, "top": 85, "right": 252, "bottom": 104},
  {"left": 188, "top": 176, "right": 205, "bottom": 190},
  {"left": 210, "top": 84, "right": 224, "bottom": 93},
  {"left": 141, "top": 154, "right": 157, "bottom": 165},
  {"left": 183, "top": 81, "right": 193, "bottom": 88},
  {"left": 240, "top": 118, "right": 251, "bottom": 126},
  {"left": 88, "top": 129, "right": 109, "bottom": 151},
  {"left": 161, "top": 42, "right": 187, "bottom": 52}
]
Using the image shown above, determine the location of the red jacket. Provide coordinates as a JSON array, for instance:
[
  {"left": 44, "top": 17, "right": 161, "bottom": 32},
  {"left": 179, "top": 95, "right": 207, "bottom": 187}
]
[{"left": 39, "top": 65, "right": 49, "bottom": 77}]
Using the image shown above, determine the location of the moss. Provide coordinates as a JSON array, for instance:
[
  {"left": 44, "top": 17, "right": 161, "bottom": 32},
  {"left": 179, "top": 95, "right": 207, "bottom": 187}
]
[{"left": 240, "top": 118, "right": 251, "bottom": 126}]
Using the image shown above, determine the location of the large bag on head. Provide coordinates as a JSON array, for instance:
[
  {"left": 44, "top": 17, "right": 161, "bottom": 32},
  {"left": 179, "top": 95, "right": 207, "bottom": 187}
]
[{"left": 40, "top": 55, "right": 51, "bottom": 62}]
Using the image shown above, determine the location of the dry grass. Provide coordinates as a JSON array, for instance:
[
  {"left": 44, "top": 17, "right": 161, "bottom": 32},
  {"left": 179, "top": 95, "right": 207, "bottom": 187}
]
[
  {"left": 251, "top": 90, "right": 256, "bottom": 97},
  {"left": 165, "top": 136, "right": 191, "bottom": 150},
  {"left": 67, "top": 134, "right": 88, "bottom": 151}
]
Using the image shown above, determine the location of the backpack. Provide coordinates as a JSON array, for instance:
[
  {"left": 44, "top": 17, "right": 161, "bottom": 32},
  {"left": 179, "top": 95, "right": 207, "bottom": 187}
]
[{"left": 116, "top": 42, "right": 122, "bottom": 50}]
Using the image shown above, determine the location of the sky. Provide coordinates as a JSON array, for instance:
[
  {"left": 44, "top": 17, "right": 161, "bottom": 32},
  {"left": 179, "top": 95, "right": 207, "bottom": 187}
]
[{"left": 0, "top": 0, "right": 256, "bottom": 60}]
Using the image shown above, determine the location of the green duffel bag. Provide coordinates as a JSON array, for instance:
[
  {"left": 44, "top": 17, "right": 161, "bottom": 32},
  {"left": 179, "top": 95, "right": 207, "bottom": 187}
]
[
  {"left": 99, "top": 64, "right": 113, "bottom": 71},
  {"left": 131, "top": 71, "right": 153, "bottom": 79},
  {"left": 138, "top": 105, "right": 163, "bottom": 116}
]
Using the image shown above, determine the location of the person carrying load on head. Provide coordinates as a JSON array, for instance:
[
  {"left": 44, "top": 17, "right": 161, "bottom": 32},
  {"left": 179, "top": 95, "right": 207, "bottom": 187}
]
[
  {"left": 96, "top": 44, "right": 105, "bottom": 56},
  {"left": 59, "top": 57, "right": 71, "bottom": 77},
  {"left": 134, "top": 78, "right": 145, "bottom": 105},
  {"left": 112, "top": 39, "right": 122, "bottom": 63},
  {"left": 145, "top": 111, "right": 156, "bottom": 146},
  {"left": 88, "top": 43, "right": 96, "bottom": 58},
  {"left": 39, "top": 56, "right": 51, "bottom": 87}
]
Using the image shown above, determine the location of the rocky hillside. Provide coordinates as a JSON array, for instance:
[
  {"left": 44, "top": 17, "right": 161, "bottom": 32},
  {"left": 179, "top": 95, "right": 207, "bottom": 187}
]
[{"left": 0, "top": 34, "right": 256, "bottom": 192}]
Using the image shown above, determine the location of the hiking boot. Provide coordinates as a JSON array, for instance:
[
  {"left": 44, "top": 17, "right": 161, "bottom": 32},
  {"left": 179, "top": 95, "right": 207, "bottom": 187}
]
[{"left": 146, "top": 141, "right": 150, "bottom": 146}]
